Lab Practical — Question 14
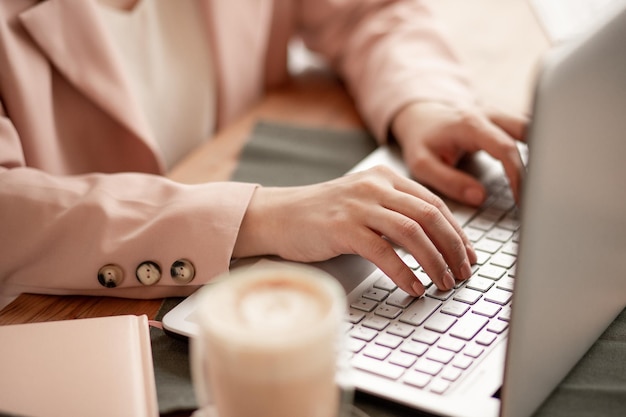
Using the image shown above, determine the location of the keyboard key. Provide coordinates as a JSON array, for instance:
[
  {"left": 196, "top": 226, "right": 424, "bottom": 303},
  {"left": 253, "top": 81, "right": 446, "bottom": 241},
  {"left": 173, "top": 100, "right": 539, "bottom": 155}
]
[
  {"left": 498, "top": 306, "right": 512, "bottom": 322},
  {"left": 402, "top": 253, "right": 420, "bottom": 270},
  {"left": 463, "top": 344, "right": 484, "bottom": 358},
  {"left": 448, "top": 203, "right": 476, "bottom": 226},
  {"left": 347, "top": 309, "right": 365, "bottom": 323},
  {"left": 468, "top": 216, "right": 496, "bottom": 231},
  {"left": 478, "top": 264, "right": 507, "bottom": 280},
  {"left": 404, "top": 370, "right": 431, "bottom": 388},
  {"left": 426, "top": 348, "right": 455, "bottom": 364},
  {"left": 440, "top": 300, "right": 470, "bottom": 317},
  {"left": 389, "top": 351, "right": 417, "bottom": 368},
  {"left": 486, "top": 227, "right": 514, "bottom": 243},
  {"left": 413, "top": 269, "right": 433, "bottom": 288},
  {"left": 508, "top": 264, "right": 517, "bottom": 277},
  {"left": 475, "top": 331, "right": 497, "bottom": 346},
  {"left": 411, "top": 328, "right": 440, "bottom": 345},
  {"left": 490, "top": 253, "right": 517, "bottom": 269},
  {"left": 425, "top": 286, "right": 455, "bottom": 301},
  {"left": 465, "top": 276, "right": 494, "bottom": 293},
  {"left": 347, "top": 338, "right": 366, "bottom": 353},
  {"left": 497, "top": 216, "right": 519, "bottom": 231},
  {"left": 501, "top": 242, "right": 518, "bottom": 256},
  {"left": 438, "top": 336, "right": 465, "bottom": 353},
  {"left": 386, "top": 289, "right": 416, "bottom": 308},
  {"left": 362, "top": 316, "right": 390, "bottom": 331},
  {"left": 375, "top": 304, "right": 402, "bottom": 319},
  {"left": 430, "top": 379, "right": 451, "bottom": 394},
  {"left": 441, "top": 367, "right": 463, "bottom": 382},
  {"left": 400, "top": 340, "right": 429, "bottom": 357},
  {"left": 414, "top": 359, "right": 443, "bottom": 376},
  {"left": 399, "top": 297, "right": 441, "bottom": 326},
  {"left": 374, "top": 275, "right": 397, "bottom": 292},
  {"left": 475, "top": 239, "right": 502, "bottom": 254},
  {"left": 474, "top": 250, "right": 491, "bottom": 265},
  {"left": 484, "top": 288, "right": 513, "bottom": 305},
  {"left": 450, "top": 315, "right": 488, "bottom": 341},
  {"left": 464, "top": 227, "right": 485, "bottom": 242},
  {"left": 491, "top": 196, "right": 515, "bottom": 212},
  {"left": 453, "top": 288, "right": 482, "bottom": 305},
  {"left": 363, "top": 344, "right": 392, "bottom": 360},
  {"left": 496, "top": 277, "right": 515, "bottom": 292},
  {"left": 349, "top": 326, "right": 378, "bottom": 342},
  {"left": 424, "top": 313, "right": 457, "bottom": 334},
  {"left": 472, "top": 301, "right": 502, "bottom": 318},
  {"left": 386, "top": 322, "right": 415, "bottom": 338},
  {"left": 362, "top": 288, "right": 389, "bottom": 302},
  {"left": 352, "top": 355, "right": 405, "bottom": 380},
  {"left": 351, "top": 298, "right": 378, "bottom": 312},
  {"left": 452, "top": 355, "right": 473, "bottom": 370},
  {"left": 487, "top": 320, "right": 509, "bottom": 334},
  {"left": 375, "top": 333, "right": 403, "bottom": 349}
]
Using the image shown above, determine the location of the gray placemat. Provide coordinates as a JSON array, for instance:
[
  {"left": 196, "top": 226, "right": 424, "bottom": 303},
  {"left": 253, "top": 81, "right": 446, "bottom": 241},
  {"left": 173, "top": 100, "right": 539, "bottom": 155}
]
[{"left": 231, "top": 120, "right": 377, "bottom": 186}]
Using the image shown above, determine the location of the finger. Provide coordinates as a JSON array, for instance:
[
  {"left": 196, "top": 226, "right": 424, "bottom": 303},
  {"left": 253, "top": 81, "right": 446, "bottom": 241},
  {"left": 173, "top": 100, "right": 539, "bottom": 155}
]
[
  {"left": 387, "top": 199, "right": 471, "bottom": 289},
  {"left": 388, "top": 174, "right": 477, "bottom": 266},
  {"left": 487, "top": 109, "right": 529, "bottom": 142},
  {"left": 411, "top": 151, "right": 488, "bottom": 206},
  {"left": 352, "top": 227, "right": 425, "bottom": 296},
  {"left": 358, "top": 188, "right": 469, "bottom": 289},
  {"left": 366, "top": 209, "right": 453, "bottom": 291},
  {"left": 459, "top": 117, "right": 526, "bottom": 204}
]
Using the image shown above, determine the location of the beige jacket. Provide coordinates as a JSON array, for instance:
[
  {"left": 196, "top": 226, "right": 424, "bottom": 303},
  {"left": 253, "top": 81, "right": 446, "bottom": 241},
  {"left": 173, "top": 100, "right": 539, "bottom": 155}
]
[{"left": 0, "top": 0, "right": 473, "bottom": 299}]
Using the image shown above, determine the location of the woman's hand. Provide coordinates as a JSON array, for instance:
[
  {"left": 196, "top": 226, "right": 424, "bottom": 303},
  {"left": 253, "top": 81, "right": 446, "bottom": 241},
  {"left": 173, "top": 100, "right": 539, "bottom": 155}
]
[
  {"left": 391, "top": 101, "right": 528, "bottom": 206},
  {"left": 233, "top": 166, "right": 476, "bottom": 296}
]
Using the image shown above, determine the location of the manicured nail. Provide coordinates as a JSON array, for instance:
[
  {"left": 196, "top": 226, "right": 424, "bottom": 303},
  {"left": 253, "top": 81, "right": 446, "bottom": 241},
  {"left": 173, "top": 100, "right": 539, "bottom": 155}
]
[
  {"left": 466, "top": 242, "right": 478, "bottom": 263},
  {"left": 443, "top": 270, "right": 455, "bottom": 290},
  {"left": 411, "top": 281, "right": 424, "bottom": 297},
  {"left": 460, "top": 260, "right": 472, "bottom": 280}
]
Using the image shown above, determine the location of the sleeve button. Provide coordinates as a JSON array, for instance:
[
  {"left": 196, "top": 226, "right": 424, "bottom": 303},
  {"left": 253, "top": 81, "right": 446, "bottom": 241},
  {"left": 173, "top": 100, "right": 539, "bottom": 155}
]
[
  {"left": 135, "top": 261, "right": 162, "bottom": 286},
  {"left": 170, "top": 259, "right": 195, "bottom": 284},
  {"left": 97, "top": 264, "right": 124, "bottom": 288}
]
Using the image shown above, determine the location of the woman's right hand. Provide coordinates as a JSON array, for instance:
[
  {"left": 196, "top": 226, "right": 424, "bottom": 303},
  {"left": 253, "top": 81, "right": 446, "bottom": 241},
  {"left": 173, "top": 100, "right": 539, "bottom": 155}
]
[{"left": 233, "top": 166, "right": 476, "bottom": 296}]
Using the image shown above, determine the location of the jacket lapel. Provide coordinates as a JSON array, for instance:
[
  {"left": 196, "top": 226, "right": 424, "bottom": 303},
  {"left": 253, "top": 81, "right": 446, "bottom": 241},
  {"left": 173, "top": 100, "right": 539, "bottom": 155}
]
[
  {"left": 201, "top": 0, "right": 272, "bottom": 127},
  {"left": 18, "top": 0, "right": 161, "bottom": 166}
]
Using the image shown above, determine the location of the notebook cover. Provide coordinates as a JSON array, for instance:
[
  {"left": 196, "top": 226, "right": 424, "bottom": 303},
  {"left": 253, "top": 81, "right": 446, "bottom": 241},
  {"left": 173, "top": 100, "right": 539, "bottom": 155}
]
[{"left": 0, "top": 315, "right": 158, "bottom": 417}]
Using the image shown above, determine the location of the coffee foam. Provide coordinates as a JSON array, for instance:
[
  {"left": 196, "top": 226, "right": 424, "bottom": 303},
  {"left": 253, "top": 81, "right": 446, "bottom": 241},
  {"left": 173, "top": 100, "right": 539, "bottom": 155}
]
[{"left": 199, "top": 266, "right": 341, "bottom": 349}]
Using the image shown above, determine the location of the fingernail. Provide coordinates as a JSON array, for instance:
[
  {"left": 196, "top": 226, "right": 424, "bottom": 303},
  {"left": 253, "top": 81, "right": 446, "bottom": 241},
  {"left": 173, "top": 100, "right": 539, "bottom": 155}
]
[
  {"left": 463, "top": 187, "right": 484, "bottom": 206},
  {"left": 443, "top": 270, "right": 455, "bottom": 290},
  {"left": 466, "top": 242, "right": 477, "bottom": 263},
  {"left": 411, "top": 281, "right": 424, "bottom": 297},
  {"left": 460, "top": 260, "right": 472, "bottom": 280}
]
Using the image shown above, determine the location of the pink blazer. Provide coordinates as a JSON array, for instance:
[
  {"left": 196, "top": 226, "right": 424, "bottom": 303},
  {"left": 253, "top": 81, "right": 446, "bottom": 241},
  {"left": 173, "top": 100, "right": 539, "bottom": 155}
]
[{"left": 0, "top": 0, "right": 473, "bottom": 299}]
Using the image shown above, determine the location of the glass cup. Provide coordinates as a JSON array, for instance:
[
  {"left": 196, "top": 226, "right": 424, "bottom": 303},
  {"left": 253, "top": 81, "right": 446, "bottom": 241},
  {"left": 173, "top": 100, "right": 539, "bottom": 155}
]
[{"left": 190, "top": 261, "right": 354, "bottom": 417}]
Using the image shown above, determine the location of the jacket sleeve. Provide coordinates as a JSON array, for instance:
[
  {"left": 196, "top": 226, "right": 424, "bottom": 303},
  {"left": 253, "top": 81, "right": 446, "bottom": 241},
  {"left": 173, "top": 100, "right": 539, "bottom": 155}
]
[
  {"left": 297, "top": 0, "right": 477, "bottom": 142},
  {"left": 0, "top": 107, "right": 257, "bottom": 299}
]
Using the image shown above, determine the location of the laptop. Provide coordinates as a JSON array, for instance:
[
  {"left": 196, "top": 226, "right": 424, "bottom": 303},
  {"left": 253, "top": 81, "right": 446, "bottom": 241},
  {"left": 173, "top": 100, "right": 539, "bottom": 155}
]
[{"left": 163, "top": 5, "right": 626, "bottom": 417}]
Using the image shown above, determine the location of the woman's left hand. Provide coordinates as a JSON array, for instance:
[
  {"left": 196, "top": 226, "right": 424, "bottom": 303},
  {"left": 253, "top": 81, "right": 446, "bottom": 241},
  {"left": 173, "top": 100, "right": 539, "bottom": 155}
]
[{"left": 391, "top": 101, "right": 528, "bottom": 206}]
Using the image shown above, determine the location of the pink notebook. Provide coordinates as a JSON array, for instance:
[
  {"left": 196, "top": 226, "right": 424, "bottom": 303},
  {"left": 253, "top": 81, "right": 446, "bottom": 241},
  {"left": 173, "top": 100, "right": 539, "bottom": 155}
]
[{"left": 0, "top": 315, "right": 158, "bottom": 417}]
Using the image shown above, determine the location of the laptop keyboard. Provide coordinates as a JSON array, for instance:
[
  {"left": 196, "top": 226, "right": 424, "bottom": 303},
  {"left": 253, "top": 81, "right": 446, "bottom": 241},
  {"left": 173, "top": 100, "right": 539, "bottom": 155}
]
[{"left": 346, "top": 176, "right": 519, "bottom": 395}]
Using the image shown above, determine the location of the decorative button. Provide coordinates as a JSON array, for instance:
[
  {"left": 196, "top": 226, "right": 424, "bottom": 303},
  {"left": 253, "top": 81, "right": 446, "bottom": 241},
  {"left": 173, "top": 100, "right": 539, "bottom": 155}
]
[
  {"left": 170, "top": 259, "right": 196, "bottom": 284},
  {"left": 97, "top": 264, "right": 124, "bottom": 288},
  {"left": 135, "top": 261, "right": 162, "bottom": 286}
]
